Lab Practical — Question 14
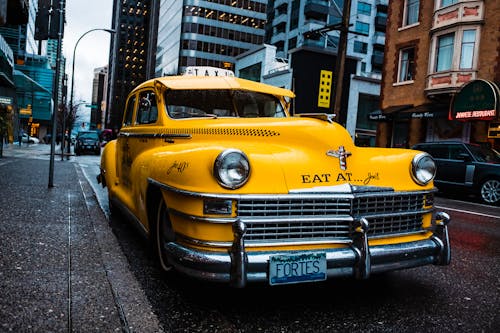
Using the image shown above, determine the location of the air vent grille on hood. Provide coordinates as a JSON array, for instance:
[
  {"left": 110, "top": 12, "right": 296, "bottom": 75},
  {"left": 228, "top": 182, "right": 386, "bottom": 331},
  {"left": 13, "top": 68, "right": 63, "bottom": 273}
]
[{"left": 167, "top": 128, "right": 280, "bottom": 137}]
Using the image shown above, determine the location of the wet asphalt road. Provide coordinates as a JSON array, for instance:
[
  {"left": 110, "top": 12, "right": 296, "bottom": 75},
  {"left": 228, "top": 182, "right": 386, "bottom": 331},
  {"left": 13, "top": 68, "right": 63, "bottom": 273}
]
[{"left": 77, "top": 154, "right": 499, "bottom": 333}]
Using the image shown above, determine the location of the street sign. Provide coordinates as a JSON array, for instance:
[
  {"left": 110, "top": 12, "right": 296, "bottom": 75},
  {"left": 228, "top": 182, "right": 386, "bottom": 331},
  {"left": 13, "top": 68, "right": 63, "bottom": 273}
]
[
  {"left": 0, "top": 96, "right": 13, "bottom": 105},
  {"left": 85, "top": 104, "right": 98, "bottom": 109}
]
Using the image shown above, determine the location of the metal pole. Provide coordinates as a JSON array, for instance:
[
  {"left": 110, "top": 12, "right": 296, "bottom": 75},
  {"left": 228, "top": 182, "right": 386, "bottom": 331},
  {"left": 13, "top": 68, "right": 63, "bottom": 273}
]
[
  {"left": 69, "top": 28, "right": 115, "bottom": 145},
  {"left": 48, "top": 0, "right": 65, "bottom": 188},
  {"left": 332, "top": 0, "right": 352, "bottom": 124}
]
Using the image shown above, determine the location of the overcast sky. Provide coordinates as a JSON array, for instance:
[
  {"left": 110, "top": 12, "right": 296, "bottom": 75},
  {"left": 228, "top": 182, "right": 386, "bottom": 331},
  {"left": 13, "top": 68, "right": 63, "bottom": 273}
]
[{"left": 62, "top": 0, "right": 114, "bottom": 123}]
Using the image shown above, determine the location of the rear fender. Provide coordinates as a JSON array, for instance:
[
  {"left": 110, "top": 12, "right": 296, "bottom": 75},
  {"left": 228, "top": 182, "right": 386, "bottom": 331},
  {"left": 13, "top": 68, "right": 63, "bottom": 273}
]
[{"left": 100, "top": 140, "right": 118, "bottom": 192}]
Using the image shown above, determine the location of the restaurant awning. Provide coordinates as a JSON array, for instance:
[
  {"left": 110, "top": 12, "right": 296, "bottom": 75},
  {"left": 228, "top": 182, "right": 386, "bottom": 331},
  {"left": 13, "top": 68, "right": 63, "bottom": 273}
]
[
  {"left": 371, "top": 104, "right": 449, "bottom": 122},
  {"left": 396, "top": 103, "right": 449, "bottom": 120},
  {"left": 450, "top": 79, "right": 500, "bottom": 121}
]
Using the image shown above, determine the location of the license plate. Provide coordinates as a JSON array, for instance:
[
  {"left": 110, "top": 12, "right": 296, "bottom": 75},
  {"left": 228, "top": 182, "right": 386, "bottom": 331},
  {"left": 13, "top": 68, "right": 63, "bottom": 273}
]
[{"left": 269, "top": 252, "right": 327, "bottom": 285}]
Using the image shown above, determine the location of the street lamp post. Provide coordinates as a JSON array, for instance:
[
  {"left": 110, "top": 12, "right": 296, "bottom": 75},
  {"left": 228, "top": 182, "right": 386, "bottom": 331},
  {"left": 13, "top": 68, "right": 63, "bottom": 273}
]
[{"left": 65, "top": 28, "right": 115, "bottom": 158}]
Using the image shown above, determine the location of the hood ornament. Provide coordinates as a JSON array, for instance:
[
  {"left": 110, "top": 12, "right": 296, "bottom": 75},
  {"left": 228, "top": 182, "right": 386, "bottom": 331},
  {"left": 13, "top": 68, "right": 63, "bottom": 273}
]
[{"left": 326, "top": 146, "right": 351, "bottom": 170}]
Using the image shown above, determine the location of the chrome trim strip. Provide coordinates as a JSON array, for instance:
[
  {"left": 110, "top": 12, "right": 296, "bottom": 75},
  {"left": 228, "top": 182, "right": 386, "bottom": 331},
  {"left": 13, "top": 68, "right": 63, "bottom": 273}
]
[
  {"left": 169, "top": 208, "right": 236, "bottom": 224},
  {"left": 241, "top": 216, "right": 354, "bottom": 223},
  {"left": 367, "top": 230, "right": 428, "bottom": 240},
  {"left": 169, "top": 205, "right": 431, "bottom": 226},
  {"left": 169, "top": 207, "right": 358, "bottom": 224},
  {"left": 175, "top": 233, "right": 352, "bottom": 248},
  {"left": 465, "top": 165, "right": 475, "bottom": 186},
  {"left": 358, "top": 209, "right": 432, "bottom": 219},
  {"left": 148, "top": 178, "right": 435, "bottom": 200},
  {"left": 119, "top": 132, "right": 192, "bottom": 139}
]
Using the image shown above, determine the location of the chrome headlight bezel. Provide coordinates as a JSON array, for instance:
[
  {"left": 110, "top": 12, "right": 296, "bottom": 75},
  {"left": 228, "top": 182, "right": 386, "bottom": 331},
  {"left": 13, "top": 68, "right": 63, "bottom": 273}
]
[
  {"left": 213, "top": 149, "right": 250, "bottom": 189},
  {"left": 411, "top": 152, "right": 436, "bottom": 186}
]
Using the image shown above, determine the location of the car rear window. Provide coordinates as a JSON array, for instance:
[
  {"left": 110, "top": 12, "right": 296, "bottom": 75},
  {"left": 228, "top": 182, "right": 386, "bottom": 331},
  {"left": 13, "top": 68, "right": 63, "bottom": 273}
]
[
  {"left": 78, "top": 132, "right": 99, "bottom": 140},
  {"left": 467, "top": 144, "right": 500, "bottom": 163},
  {"left": 414, "top": 144, "right": 448, "bottom": 159}
]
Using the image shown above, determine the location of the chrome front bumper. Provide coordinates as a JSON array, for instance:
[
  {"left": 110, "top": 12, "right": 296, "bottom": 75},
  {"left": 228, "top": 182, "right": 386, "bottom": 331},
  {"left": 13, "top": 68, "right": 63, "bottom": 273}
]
[{"left": 163, "top": 212, "right": 451, "bottom": 287}]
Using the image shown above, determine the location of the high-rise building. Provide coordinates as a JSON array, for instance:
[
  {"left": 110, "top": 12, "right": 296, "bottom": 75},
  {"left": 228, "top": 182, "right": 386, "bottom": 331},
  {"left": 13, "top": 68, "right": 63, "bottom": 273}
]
[
  {"left": 378, "top": 0, "right": 500, "bottom": 150},
  {"left": 0, "top": 0, "right": 37, "bottom": 64},
  {"left": 0, "top": 0, "right": 58, "bottom": 141},
  {"left": 106, "top": 0, "right": 159, "bottom": 130},
  {"left": 90, "top": 66, "right": 108, "bottom": 130},
  {"left": 263, "top": 0, "right": 387, "bottom": 146},
  {"left": 155, "top": 0, "right": 267, "bottom": 76}
]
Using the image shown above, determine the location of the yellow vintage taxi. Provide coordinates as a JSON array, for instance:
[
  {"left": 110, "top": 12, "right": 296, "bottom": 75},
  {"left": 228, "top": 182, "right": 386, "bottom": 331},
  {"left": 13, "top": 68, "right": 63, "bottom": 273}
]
[{"left": 98, "top": 69, "right": 451, "bottom": 287}]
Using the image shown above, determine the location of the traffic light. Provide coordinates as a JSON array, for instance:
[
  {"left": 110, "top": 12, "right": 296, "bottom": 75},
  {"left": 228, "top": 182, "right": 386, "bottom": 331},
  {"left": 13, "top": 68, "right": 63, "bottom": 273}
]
[
  {"left": 303, "top": 31, "right": 321, "bottom": 40},
  {"left": 35, "top": 0, "right": 50, "bottom": 40},
  {"left": 0, "top": 0, "right": 6, "bottom": 25},
  {"left": 35, "top": 0, "right": 65, "bottom": 40},
  {"left": 1, "top": 0, "right": 29, "bottom": 26},
  {"left": 49, "top": 0, "right": 63, "bottom": 39}
]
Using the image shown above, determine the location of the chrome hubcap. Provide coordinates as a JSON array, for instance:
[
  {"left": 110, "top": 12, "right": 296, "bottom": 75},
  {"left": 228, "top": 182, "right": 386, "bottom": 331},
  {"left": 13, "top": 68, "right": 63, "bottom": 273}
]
[{"left": 481, "top": 179, "right": 500, "bottom": 204}]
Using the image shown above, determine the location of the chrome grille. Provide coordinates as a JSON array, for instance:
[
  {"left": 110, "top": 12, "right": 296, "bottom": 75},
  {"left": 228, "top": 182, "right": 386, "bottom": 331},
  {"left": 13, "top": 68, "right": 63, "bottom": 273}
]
[
  {"left": 237, "top": 192, "right": 428, "bottom": 242},
  {"left": 238, "top": 197, "right": 352, "bottom": 216}
]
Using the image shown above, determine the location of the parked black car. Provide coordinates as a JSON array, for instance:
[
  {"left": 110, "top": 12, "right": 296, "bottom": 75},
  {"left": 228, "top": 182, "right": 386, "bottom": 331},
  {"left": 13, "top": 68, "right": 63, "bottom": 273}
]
[
  {"left": 412, "top": 141, "right": 500, "bottom": 205},
  {"left": 75, "top": 131, "right": 101, "bottom": 156}
]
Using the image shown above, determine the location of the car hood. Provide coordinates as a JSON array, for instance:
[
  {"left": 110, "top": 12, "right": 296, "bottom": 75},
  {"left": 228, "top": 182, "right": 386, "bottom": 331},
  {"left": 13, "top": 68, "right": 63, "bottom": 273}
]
[{"left": 143, "top": 117, "right": 427, "bottom": 193}]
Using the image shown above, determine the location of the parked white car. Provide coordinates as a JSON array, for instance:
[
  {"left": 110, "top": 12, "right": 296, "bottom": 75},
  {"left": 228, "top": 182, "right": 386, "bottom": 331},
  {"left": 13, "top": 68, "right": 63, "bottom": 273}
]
[{"left": 21, "top": 133, "right": 40, "bottom": 144}]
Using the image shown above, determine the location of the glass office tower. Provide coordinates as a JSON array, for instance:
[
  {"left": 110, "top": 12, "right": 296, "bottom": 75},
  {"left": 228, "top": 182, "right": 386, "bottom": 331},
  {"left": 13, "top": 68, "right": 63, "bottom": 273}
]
[{"left": 155, "top": 0, "right": 267, "bottom": 76}]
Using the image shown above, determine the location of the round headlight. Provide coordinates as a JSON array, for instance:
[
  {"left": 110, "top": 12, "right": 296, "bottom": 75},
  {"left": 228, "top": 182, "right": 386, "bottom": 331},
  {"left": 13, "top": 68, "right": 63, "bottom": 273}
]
[
  {"left": 411, "top": 152, "right": 436, "bottom": 186},
  {"left": 214, "top": 149, "right": 250, "bottom": 189}
]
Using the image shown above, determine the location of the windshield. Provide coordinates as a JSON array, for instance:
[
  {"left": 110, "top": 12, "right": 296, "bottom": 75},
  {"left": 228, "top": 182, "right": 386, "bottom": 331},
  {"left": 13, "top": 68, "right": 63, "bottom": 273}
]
[
  {"left": 467, "top": 144, "right": 500, "bottom": 163},
  {"left": 164, "top": 89, "right": 286, "bottom": 119}
]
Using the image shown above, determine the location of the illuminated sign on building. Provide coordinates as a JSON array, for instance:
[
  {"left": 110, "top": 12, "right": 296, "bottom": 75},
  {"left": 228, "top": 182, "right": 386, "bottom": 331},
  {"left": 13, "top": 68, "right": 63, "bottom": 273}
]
[{"left": 450, "top": 79, "right": 499, "bottom": 121}]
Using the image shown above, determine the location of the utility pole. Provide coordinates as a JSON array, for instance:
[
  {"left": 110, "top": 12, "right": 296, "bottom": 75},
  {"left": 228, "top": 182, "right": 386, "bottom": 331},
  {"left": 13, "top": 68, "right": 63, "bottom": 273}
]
[
  {"left": 332, "top": 0, "right": 352, "bottom": 124},
  {"left": 48, "top": 0, "right": 65, "bottom": 187},
  {"left": 303, "top": 0, "right": 360, "bottom": 124}
]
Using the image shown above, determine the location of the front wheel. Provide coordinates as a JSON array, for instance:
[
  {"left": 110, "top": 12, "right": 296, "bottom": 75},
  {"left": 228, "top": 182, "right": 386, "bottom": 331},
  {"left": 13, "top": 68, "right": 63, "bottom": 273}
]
[
  {"left": 479, "top": 179, "right": 500, "bottom": 205},
  {"left": 154, "top": 198, "right": 175, "bottom": 271}
]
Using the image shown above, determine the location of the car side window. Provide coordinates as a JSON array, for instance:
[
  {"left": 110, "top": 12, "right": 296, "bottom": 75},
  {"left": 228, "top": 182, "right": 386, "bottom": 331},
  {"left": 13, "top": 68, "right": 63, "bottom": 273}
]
[
  {"left": 448, "top": 144, "right": 468, "bottom": 160},
  {"left": 123, "top": 95, "right": 136, "bottom": 127},
  {"left": 428, "top": 146, "right": 448, "bottom": 159},
  {"left": 416, "top": 145, "right": 447, "bottom": 159},
  {"left": 136, "top": 91, "right": 158, "bottom": 124}
]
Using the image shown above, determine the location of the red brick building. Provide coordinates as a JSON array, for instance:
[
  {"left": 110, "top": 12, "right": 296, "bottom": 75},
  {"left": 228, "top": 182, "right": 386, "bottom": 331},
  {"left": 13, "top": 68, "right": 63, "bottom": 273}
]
[{"left": 377, "top": 0, "right": 500, "bottom": 149}]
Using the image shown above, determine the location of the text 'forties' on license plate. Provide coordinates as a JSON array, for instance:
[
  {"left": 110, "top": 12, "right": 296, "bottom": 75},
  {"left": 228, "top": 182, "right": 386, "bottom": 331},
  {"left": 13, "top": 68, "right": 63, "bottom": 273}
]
[{"left": 269, "top": 252, "right": 327, "bottom": 285}]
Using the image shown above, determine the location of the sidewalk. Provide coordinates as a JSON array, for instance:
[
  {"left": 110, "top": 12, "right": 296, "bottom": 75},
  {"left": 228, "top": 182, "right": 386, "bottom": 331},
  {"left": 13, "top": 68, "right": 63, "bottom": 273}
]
[{"left": 0, "top": 145, "right": 163, "bottom": 332}]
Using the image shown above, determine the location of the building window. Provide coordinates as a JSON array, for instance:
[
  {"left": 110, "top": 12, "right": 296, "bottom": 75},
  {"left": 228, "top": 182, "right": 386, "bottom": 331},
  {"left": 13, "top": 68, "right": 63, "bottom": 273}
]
[
  {"left": 357, "top": 2, "right": 371, "bottom": 16},
  {"left": 355, "top": 21, "right": 370, "bottom": 35},
  {"left": 440, "top": 0, "right": 457, "bottom": 8},
  {"left": 353, "top": 41, "right": 368, "bottom": 54},
  {"left": 460, "top": 30, "right": 476, "bottom": 69},
  {"left": 239, "top": 63, "right": 262, "bottom": 82},
  {"left": 403, "top": 0, "right": 419, "bottom": 26},
  {"left": 436, "top": 33, "right": 454, "bottom": 72},
  {"left": 398, "top": 47, "right": 415, "bottom": 82}
]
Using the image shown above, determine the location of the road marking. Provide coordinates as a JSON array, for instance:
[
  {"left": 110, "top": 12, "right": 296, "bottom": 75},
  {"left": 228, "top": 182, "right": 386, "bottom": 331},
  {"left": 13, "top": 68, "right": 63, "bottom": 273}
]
[{"left": 435, "top": 205, "right": 500, "bottom": 219}]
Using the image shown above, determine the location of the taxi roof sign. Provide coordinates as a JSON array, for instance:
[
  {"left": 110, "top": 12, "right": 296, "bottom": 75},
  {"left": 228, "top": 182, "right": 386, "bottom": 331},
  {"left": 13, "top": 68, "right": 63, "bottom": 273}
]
[{"left": 183, "top": 66, "right": 234, "bottom": 77}]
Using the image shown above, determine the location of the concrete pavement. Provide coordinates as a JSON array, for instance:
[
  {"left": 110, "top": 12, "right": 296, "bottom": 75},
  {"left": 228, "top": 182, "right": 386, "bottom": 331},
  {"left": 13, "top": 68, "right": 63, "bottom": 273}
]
[{"left": 0, "top": 143, "right": 163, "bottom": 332}]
